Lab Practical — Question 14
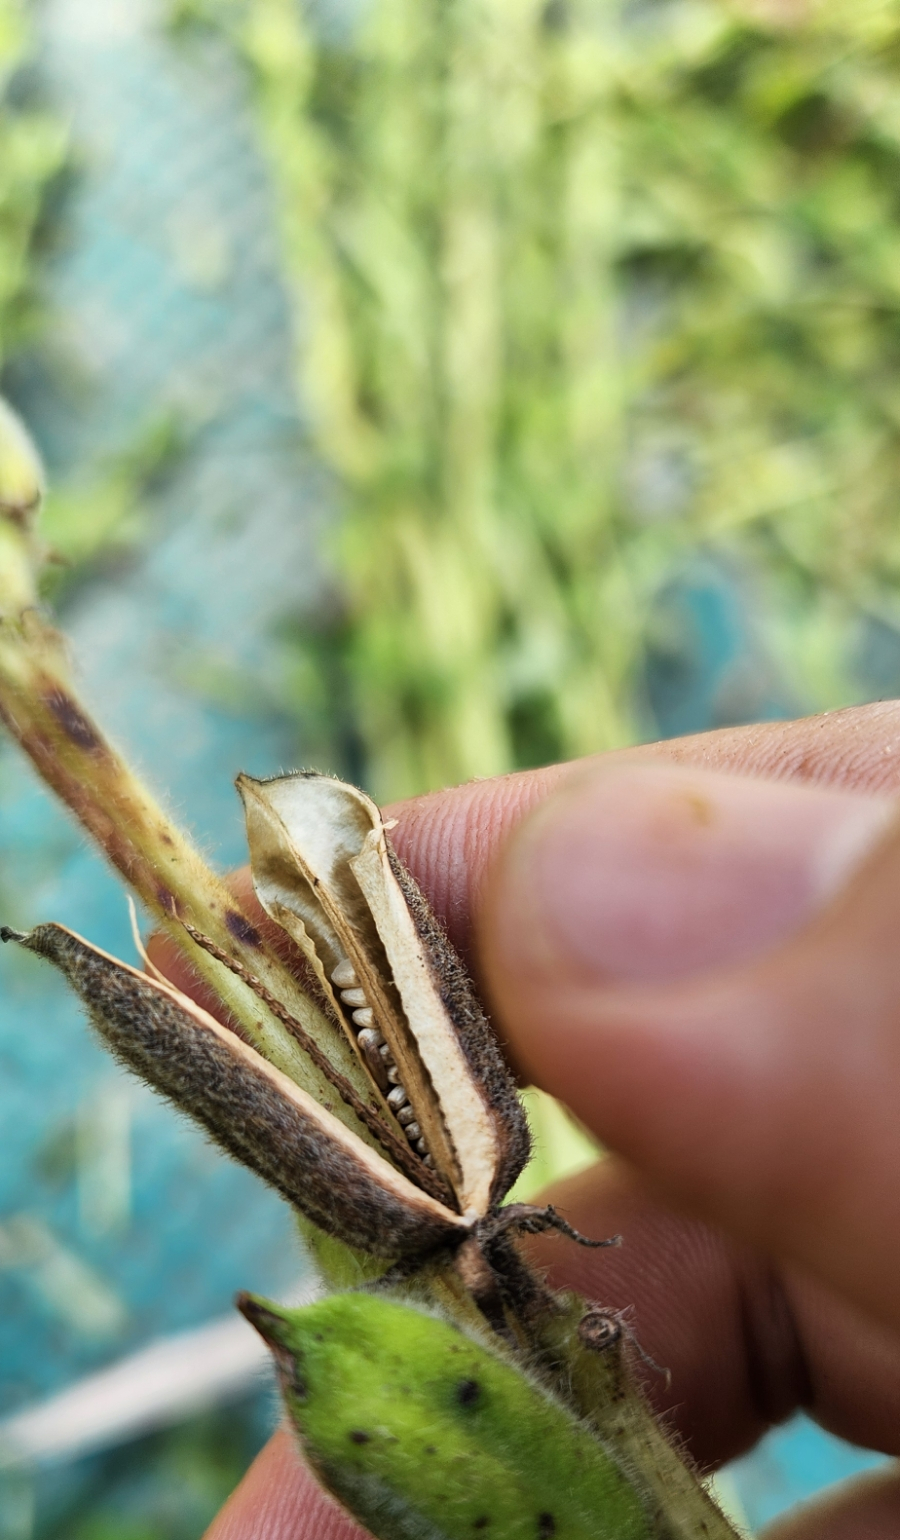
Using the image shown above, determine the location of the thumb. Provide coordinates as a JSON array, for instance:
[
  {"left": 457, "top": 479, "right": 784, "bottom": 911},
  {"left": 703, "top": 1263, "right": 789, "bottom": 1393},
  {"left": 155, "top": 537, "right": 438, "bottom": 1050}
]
[{"left": 478, "top": 760, "right": 900, "bottom": 1330}]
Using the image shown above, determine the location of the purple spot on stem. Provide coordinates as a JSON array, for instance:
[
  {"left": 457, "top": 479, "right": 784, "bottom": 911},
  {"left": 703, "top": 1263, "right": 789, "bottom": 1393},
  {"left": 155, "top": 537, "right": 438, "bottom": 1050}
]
[
  {"left": 226, "top": 910, "right": 262, "bottom": 947},
  {"left": 45, "top": 689, "right": 104, "bottom": 752}
]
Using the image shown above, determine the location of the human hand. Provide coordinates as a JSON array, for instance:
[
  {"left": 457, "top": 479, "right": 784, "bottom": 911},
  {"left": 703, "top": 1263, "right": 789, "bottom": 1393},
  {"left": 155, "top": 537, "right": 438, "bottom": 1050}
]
[{"left": 199, "top": 701, "right": 900, "bottom": 1540}]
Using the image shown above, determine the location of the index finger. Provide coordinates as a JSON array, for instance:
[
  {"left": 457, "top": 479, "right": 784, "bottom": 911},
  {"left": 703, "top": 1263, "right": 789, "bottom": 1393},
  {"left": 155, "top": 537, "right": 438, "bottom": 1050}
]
[{"left": 383, "top": 701, "right": 900, "bottom": 965}]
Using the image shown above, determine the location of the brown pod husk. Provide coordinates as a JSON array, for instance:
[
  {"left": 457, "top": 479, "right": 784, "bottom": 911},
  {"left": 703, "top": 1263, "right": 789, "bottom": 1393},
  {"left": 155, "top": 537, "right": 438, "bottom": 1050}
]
[{"left": 12, "top": 922, "right": 469, "bottom": 1260}]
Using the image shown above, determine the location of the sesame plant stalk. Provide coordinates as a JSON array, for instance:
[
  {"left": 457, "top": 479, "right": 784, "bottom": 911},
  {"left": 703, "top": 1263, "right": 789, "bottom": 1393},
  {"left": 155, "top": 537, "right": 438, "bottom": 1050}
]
[{"left": 0, "top": 408, "right": 386, "bottom": 1137}]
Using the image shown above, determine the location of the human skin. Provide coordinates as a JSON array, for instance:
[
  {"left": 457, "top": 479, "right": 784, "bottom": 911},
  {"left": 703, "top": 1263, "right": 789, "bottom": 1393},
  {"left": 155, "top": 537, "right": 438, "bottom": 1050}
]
[{"left": 166, "top": 700, "right": 900, "bottom": 1540}]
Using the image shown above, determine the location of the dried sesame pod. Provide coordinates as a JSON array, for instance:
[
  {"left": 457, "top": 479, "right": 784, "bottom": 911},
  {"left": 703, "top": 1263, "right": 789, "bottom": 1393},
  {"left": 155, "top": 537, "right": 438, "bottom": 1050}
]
[
  {"left": 239, "top": 772, "right": 530, "bottom": 1218},
  {"left": 241, "top": 1291, "right": 654, "bottom": 1540},
  {"left": 2, "top": 923, "right": 468, "bottom": 1260}
]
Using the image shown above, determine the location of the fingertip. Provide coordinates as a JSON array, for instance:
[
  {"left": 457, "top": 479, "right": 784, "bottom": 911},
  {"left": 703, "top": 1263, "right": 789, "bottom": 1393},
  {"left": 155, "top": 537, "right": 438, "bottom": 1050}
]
[
  {"left": 475, "top": 757, "right": 900, "bottom": 1333},
  {"left": 204, "top": 1428, "right": 367, "bottom": 1540},
  {"left": 479, "top": 759, "right": 893, "bottom": 998},
  {"left": 384, "top": 763, "right": 568, "bottom": 963},
  {"left": 476, "top": 756, "right": 894, "bottom": 1115}
]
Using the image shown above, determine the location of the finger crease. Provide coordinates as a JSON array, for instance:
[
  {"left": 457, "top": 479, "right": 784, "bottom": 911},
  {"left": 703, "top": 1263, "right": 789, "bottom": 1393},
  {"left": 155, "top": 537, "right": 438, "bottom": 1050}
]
[{"left": 737, "top": 1261, "right": 813, "bottom": 1427}]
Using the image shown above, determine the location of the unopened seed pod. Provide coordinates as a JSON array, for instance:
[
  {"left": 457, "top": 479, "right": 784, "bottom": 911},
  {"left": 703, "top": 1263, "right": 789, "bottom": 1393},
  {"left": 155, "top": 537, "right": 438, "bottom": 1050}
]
[{"left": 240, "top": 1291, "right": 653, "bottom": 1540}]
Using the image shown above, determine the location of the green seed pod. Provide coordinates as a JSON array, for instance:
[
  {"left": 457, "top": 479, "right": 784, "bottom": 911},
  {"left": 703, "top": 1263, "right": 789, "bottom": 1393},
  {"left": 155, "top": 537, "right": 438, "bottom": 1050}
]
[{"left": 240, "top": 1291, "right": 653, "bottom": 1540}]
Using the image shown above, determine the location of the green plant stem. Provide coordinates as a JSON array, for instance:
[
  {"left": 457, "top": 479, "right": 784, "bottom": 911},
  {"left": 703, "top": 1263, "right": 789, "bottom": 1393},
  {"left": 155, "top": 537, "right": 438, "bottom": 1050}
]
[{"left": 536, "top": 1298, "right": 739, "bottom": 1540}]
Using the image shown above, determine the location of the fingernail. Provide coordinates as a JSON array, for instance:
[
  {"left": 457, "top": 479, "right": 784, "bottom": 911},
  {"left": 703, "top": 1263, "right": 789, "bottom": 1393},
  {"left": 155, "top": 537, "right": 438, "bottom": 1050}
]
[{"left": 491, "top": 764, "right": 896, "bottom": 985}]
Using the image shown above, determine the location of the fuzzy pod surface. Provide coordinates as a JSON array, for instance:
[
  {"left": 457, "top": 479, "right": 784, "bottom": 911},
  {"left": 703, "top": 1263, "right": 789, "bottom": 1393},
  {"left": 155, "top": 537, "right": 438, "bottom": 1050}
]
[{"left": 240, "top": 1291, "right": 653, "bottom": 1540}]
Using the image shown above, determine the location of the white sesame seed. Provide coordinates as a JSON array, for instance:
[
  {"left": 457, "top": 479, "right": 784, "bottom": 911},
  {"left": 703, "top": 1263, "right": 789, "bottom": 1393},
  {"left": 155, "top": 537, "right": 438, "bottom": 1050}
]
[{"left": 331, "top": 959, "right": 359, "bottom": 989}]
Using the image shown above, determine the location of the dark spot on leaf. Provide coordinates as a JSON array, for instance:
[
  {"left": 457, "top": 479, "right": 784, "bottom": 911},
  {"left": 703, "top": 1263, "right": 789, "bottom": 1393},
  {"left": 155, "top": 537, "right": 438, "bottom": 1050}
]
[
  {"left": 425, "top": 1446, "right": 436, "bottom": 1455},
  {"left": 538, "top": 1515, "right": 556, "bottom": 1538},
  {"left": 349, "top": 1430, "right": 370, "bottom": 1444},
  {"left": 225, "top": 910, "right": 262, "bottom": 947},
  {"left": 473, "top": 1519, "right": 490, "bottom": 1530},
  {"left": 456, "top": 1379, "right": 480, "bottom": 1407},
  {"left": 45, "top": 689, "right": 103, "bottom": 752}
]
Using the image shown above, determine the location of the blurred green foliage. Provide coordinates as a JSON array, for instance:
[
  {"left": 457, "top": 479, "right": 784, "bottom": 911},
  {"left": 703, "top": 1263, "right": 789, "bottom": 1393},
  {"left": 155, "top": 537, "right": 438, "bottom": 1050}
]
[
  {"left": 38, "top": 408, "right": 189, "bottom": 585},
  {"left": 177, "top": 0, "right": 900, "bottom": 799},
  {"left": 32, "top": 1395, "right": 270, "bottom": 1540},
  {"left": 0, "top": 0, "right": 64, "bottom": 366},
  {"left": 0, "top": 5, "right": 175, "bottom": 587}
]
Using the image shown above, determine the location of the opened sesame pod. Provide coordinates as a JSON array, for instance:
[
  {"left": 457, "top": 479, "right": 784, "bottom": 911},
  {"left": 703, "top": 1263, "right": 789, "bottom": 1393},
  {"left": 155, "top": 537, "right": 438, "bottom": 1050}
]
[
  {"left": 240, "top": 1291, "right": 654, "bottom": 1540},
  {"left": 239, "top": 771, "right": 531, "bottom": 1219}
]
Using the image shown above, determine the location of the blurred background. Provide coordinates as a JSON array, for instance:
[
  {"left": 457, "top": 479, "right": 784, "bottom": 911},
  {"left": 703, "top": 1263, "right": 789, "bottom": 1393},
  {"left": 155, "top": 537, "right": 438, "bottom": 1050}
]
[{"left": 1, "top": 0, "right": 899, "bottom": 1532}]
